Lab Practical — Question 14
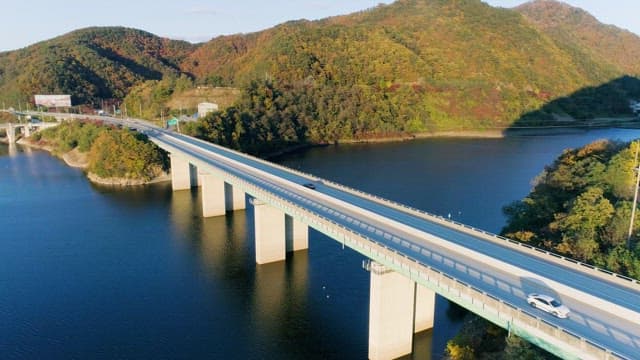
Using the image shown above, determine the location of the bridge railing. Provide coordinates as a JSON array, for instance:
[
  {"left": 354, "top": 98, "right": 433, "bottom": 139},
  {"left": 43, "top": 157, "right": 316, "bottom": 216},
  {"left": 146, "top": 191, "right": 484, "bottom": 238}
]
[
  {"left": 300, "top": 197, "right": 627, "bottom": 360},
  {"left": 79, "top": 119, "right": 637, "bottom": 290},
  {"left": 187, "top": 152, "right": 628, "bottom": 360},
  {"left": 175, "top": 130, "right": 639, "bottom": 288},
  {"left": 342, "top": 225, "right": 627, "bottom": 360},
  {"left": 251, "top": 156, "right": 640, "bottom": 288},
  {"left": 155, "top": 132, "right": 631, "bottom": 359},
  {"left": 321, "top": 178, "right": 640, "bottom": 288}
]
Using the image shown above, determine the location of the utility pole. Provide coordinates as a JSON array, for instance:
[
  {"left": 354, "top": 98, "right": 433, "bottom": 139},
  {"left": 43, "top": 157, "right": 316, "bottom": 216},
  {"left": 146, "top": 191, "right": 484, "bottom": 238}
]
[{"left": 627, "top": 142, "right": 640, "bottom": 249}]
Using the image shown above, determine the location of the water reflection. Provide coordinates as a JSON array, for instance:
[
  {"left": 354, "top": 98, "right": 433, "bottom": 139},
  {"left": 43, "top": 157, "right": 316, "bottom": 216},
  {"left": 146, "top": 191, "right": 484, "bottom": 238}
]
[
  {"left": 170, "top": 188, "right": 203, "bottom": 238},
  {"left": 7, "top": 143, "right": 17, "bottom": 156}
]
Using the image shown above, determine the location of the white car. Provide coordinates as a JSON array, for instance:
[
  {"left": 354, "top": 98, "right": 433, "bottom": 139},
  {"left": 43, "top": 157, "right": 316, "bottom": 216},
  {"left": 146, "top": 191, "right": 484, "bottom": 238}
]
[{"left": 527, "top": 293, "right": 570, "bottom": 318}]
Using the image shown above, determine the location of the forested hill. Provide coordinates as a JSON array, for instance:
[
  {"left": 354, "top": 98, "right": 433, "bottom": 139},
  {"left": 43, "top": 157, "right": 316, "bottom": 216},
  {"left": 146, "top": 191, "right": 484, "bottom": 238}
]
[
  {"left": 0, "top": 27, "right": 195, "bottom": 105},
  {"left": 516, "top": 0, "right": 640, "bottom": 77},
  {"left": 177, "top": 0, "right": 640, "bottom": 141},
  {"left": 2, "top": 0, "right": 640, "bottom": 137}
]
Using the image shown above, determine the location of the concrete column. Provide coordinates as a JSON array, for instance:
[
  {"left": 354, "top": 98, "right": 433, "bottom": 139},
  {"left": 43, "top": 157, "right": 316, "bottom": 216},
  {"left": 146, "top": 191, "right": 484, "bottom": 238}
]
[
  {"left": 201, "top": 174, "right": 226, "bottom": 217},
  {"left": 368, "top": 262, "right": 415, "bottom": 360},
  {"left": 170, "top": 155, "right": 192, "bottom": 191},
  {"left": 23, "top": 125, "right": 31, "bottom": 138},
  {"left": 190, "top": 164, "right": 199, "bottom": 187},
  {"left": 414, "top": 284, "right": 436, "bottom": 333},
  {"left": 197, "top": 169, "right": 207, "bottom": 187},
  {"left": 6, "top": 123, "right": 15, "bottom": 143},
  {"left": 253, "top": 199, "right": 286, "bottom": 264},
  {"left": 286, "top": 215, "right": 308, "bottom": 252},
  {"left": 225, "top": 183, "right": 246, "bottom": 211}
]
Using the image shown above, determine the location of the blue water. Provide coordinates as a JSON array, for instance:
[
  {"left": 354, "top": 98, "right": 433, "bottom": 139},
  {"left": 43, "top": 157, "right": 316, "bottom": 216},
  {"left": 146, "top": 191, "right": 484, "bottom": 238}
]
[{"left": 1, "top": 128, "right": 639, "bottom": 359}]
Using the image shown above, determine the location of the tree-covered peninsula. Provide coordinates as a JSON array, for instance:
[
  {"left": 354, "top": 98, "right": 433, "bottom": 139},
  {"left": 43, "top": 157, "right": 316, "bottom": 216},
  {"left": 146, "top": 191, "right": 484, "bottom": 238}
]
[
  {"left": 31, "top": 121, "right": 168, "bottom": 185},
  {"left": 445, "top": 139, "right": 640, "bottom": 359}
]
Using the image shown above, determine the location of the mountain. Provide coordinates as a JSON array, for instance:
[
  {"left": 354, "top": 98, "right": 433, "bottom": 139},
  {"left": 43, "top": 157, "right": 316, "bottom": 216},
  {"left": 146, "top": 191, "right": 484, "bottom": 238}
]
[
  {"left": 0, "top": 27, "right": 195, "bottom": 106},
  {"left": 180, "top": 0, "right": 640, "bottom": 133},
  {"left": 516, "top": 0, "right": 640, "bottom": 77},
  {"left": 2, "top": 0, "right": 640, "bottom": 136}
]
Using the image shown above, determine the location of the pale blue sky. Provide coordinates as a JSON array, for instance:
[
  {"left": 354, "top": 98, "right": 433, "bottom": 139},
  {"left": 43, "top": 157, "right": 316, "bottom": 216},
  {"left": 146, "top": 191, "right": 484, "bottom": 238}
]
[{"left": 1, "top": 0, "right": 638, "bottom": 52}]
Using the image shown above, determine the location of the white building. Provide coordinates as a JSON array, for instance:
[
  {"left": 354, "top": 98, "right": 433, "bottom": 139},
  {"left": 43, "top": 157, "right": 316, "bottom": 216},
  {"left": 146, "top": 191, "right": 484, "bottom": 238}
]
[{"left": 198, "top": 102, "right": 219, "bottom": 118}]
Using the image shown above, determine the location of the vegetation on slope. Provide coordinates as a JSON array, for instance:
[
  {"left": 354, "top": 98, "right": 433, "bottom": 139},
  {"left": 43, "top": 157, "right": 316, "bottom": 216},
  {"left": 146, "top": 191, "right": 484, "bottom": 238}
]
[
  {"left": 446, "top": 139, "right": 640, "bottom": 359},
  {"left": 37, "top": 121, "right": 167, "bottom": 181},
  {"left": 0, "top": 27, "right": 195, "bottom": 106},
  {"left": 516, "top": 0, "right": 640, "bottom": 76},
  {"left": 180, "top": 0, "right": 640, "bottom": 139},
  {"left": 502, "top": 139, "right": 640, "bottom": 272}
]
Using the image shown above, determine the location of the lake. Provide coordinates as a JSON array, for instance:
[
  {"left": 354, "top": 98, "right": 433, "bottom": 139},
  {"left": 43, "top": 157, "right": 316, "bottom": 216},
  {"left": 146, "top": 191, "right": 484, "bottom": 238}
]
[{"left": 2, "top": 128, "right": 639, "bottom": 359}]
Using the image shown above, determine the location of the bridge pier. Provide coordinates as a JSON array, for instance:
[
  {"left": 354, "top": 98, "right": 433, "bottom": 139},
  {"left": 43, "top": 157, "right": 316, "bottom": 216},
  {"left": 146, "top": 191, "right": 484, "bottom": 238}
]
[
  {"left": 253, "top": 199, "right": 286, "bottom": 264},
  {"left": 415, "top": 284, "right": 436, "bottom": 332},
  {"left": 201, "top": 174, "right": 226, "bottom": 217},
  {"left": 201, "top": 175, "right": 247, "bottom": 217},
  {"left": 225, "top": 182, "right": 246, "bottom": 211},
  {"left": 286, "top": 215, "right": 308, "bottom": 252},
  {"left": 6, "top": 123, "right": 15, "bottom": 143},
  {"left": 170, "top": 155, "right": 197, "bottom": 191},
  {"left": 251, "top": 199, "right": 309, "bottom": 264},
  {"left": 23, "top": 125, "right": 31, "bottom": 138},
  {"left": 368, "top": 262, "right": 435, "bottom": 360}
]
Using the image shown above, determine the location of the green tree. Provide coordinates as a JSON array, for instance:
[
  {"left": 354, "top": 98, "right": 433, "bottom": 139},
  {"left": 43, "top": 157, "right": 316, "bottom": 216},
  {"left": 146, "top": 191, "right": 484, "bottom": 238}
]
[
  {"left": 88, "top": 130, "right": 165, "bottom": 180},
  {"left": 552, "top": 187, "right": 614, "bottom": 261}
]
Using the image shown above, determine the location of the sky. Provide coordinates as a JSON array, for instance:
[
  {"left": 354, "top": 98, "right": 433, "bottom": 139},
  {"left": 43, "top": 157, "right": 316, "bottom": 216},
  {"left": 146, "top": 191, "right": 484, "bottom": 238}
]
[{"left": 1, "top": 0, "right": 639, "bottom": 52}]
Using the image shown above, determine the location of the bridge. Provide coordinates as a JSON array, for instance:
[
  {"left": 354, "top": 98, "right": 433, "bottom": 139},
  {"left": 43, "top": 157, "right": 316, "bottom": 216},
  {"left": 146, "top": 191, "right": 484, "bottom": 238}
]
[
  {"left": 16, "top": 111, "right": 640, "bottom": 359},
  {"left": 0, "top": 110, "right": 67, "bottom": 144}
]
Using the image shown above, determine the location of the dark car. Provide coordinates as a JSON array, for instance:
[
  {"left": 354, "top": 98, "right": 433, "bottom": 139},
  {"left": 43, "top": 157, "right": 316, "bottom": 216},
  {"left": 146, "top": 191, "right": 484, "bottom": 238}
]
[{"left": 303, "top": 183, "right": 316, "bottom": 190}]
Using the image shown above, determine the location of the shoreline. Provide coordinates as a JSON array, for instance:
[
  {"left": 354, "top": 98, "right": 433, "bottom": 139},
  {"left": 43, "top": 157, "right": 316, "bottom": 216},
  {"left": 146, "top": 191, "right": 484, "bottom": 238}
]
[{"left": 16, "top": 138, "right": 170, "bottom": 186}]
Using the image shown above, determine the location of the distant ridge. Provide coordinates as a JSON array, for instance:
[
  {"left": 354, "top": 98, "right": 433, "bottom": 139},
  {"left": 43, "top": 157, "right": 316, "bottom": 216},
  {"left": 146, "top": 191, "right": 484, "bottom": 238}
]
[
  {"left": 0, "top": 27, "right": 195, "bottom": 105},
  {"left": 516, "top": 0, "right": 640, "bottom": 76}
]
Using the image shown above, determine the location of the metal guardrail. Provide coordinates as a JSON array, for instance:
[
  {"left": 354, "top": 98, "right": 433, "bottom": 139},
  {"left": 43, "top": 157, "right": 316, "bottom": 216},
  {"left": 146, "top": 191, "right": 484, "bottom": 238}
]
[
  {"left": 158, "top": 134, "right": 629, "bottom": 360},
  {"left": 157, "top": 125, "right": 640, "bottom": 288}
]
